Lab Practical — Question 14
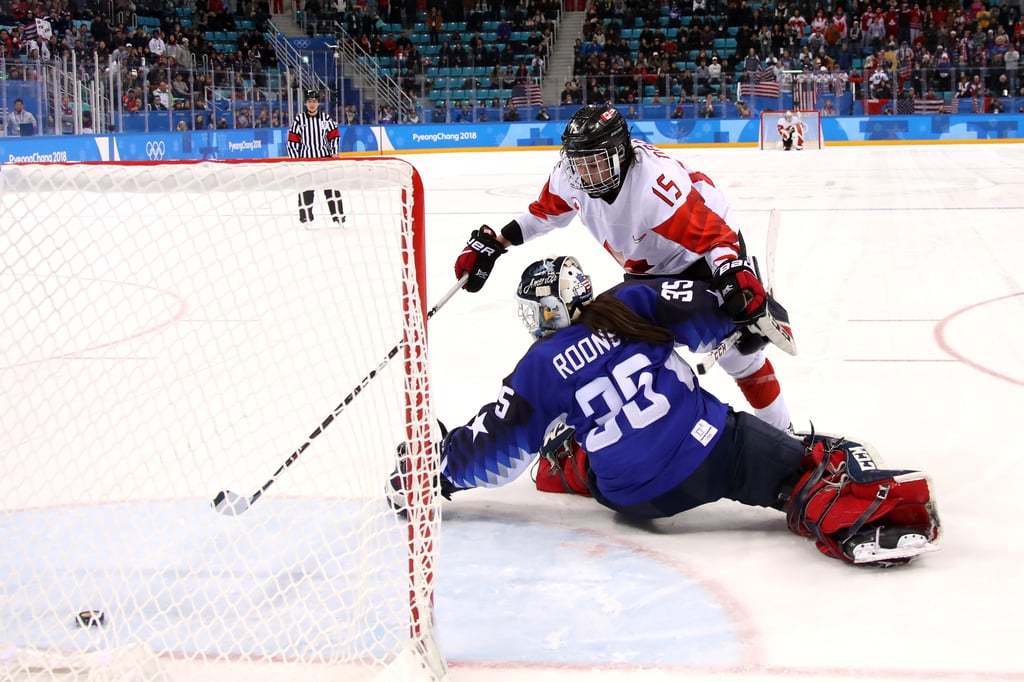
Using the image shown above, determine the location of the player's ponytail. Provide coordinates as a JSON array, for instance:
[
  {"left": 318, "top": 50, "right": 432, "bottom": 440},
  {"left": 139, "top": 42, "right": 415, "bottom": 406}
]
[{"left": 576, "top": 293, "right": 675, "bottom": 345}]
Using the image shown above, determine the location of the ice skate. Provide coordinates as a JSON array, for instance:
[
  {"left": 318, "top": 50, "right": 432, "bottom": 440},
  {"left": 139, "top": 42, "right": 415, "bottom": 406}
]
[{"left": 842, "top": 526, "right": 940, "bottom": 566}]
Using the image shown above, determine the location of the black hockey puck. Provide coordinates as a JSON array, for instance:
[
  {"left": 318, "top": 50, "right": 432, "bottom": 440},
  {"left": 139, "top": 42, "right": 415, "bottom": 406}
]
[{"left": 75, "top": 610, "right": 106, "bottom": 627}]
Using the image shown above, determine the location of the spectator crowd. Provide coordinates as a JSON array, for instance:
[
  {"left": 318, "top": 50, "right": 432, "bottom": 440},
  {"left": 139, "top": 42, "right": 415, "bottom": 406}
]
[{"left": 1, "top": 0, "right": 1022, "bottom": 133}]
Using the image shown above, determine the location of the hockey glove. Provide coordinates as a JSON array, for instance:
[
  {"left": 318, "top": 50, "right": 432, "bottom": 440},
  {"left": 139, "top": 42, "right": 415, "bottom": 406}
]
[
  {"left": 454, "top": 225, "right": 506, "bottom": 293},
  {"left": 735, "top": 296, "right": 798, "bottom": 357},
  {"left": 713, "top": 258, "right": 767, "bottom": 324},
  {"left": 386, "top": 422, "right": 459, "bottom": 515}
]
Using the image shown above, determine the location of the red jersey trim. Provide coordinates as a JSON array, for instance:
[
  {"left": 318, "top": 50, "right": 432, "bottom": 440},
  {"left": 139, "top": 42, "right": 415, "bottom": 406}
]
[
  {"left": 651, "top": 187, "right": 740, "bottom": 255},
  {"left": 528, "top": 179, "right": 574, "bottom": 220}
]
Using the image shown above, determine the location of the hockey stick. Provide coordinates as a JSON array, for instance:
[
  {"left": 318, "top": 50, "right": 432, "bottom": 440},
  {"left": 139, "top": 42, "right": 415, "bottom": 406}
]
[
  {"left": 696, "top": 210, "right": 781, "bottom": 376},
  {"left": 212, "top": 274, "right": 469, "bottom": 516},
  {"left": 764, "top": 208, "right": 779, "bottom": 296},
  {"left": 696, "top": 329, "right": 742, "bottom": 375}
]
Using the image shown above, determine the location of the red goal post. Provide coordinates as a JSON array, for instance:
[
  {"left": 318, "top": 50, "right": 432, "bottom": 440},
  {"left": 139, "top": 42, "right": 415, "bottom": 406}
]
[
  {"left": 758, "top": 109, "right": 824, "bottom": 150},
  {"left": 0, "top": 157, "right": 448, "bottom": 682}
]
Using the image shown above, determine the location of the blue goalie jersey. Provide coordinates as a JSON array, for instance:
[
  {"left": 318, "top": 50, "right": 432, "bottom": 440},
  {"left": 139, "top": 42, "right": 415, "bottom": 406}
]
[{"left": 441, "top": 278, "right": 738, "bottom": 506}]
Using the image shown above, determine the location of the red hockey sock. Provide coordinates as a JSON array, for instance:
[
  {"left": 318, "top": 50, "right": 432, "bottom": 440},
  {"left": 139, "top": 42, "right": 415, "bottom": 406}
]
[{"left": 734, "top": 358, "right": 782, "bottom": 409}]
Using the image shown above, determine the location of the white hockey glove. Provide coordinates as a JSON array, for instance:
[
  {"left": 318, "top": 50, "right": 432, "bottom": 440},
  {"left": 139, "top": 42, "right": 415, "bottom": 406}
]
[{"left": 747, "top": 296, "right": 797, "bottom": 356}]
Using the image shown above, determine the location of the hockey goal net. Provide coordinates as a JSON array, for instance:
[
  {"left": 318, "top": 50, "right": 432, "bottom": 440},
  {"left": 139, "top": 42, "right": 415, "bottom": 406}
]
[
  {"left": 758, "top": 109, "right": 824, "bottom": 149},
  {"left": 0, "top": 158, "right": 447, "bottom": 681}
]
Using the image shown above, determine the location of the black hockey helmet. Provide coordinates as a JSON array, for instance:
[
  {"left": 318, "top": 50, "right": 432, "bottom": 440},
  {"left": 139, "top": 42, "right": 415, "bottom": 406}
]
[
  {"left": 560, "top": 104, "right": 635, "bottom": 198},
  {"left": 515, "top": 256, "right": 593, "bottom": 338},
  {"left": 304, "top": 88, "right": 320, "bottom": 101}
]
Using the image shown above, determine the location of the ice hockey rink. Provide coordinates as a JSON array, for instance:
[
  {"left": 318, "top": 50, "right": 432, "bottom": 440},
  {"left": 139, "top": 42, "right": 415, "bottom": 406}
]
[
  {"left": 3, "top": 141, "right": 1024, "bottom": 682},
  {"left": 409, "top": 142, "right": 1024, "bottom": 682}
]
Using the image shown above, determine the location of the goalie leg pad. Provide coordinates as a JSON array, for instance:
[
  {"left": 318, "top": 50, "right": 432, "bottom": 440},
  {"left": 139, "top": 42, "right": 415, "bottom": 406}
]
[
  {"left": 785, "top": 435, "right": 940, "bottom": 565},
  {"left": 534, "top": 422, "right": 592, "bottom": 496}
]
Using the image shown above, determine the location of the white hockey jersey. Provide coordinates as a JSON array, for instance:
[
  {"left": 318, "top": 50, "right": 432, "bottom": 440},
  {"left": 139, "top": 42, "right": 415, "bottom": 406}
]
[
  {"left": 776, "top": 115, "right": 803, "bottom": 137},
  {"left": 514, "top": 141, "right": 742, "bottom": 275}
]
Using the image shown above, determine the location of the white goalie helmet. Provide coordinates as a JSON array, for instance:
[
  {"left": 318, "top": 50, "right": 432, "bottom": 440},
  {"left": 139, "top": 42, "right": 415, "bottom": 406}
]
[
  {"left": 516, "top": 256, "right": 594, "bottom": 338},
  {"left": 784, "top": 110, "right": 793, "bottom": 120}
]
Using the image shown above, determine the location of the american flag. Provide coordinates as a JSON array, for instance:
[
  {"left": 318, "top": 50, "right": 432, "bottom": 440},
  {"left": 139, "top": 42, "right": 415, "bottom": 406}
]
[
  {"left": 739, "top": 82, "right": 781, "bottom": 98},
  {"left": 898, "top": 59, "right": 912, "bottom": 85},
  {"left": 22, "top": 17, "right": 38, "bottom": 43},
  {"left": 913, "top": 97, "right": 945, "bottom": 113},
  {"left": 739, "top": 66, "right": 780, "bottom": 98},
  {"left": 511, "top": 81, "right": 544, "bottom": 107}
]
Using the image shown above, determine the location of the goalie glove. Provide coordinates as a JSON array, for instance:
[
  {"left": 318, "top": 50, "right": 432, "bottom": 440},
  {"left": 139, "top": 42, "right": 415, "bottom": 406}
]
[
  {"left": 454, "top": 225, "right": 506, "bottom": 293},
  {"left": 712, "top": 258, "right": 767, "bottom": 325}
]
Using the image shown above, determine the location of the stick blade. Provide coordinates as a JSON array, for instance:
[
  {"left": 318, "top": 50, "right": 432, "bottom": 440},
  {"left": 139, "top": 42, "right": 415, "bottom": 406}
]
[{"left": 212, "top": 490, "right": 250, "bottom": 516}]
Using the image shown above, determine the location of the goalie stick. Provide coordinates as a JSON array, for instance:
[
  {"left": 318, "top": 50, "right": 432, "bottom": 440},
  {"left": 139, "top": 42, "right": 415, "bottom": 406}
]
[
  {"left": 212, "top": 274, "right": 468, "bottom": 516},
  {"left": 697, "top": 209, "right": 781, "bottom": 375}
]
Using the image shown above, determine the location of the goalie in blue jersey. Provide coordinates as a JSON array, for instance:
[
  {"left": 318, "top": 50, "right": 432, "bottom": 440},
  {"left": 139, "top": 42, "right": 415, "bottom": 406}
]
[{"left": 397, "top": 256, "right": 940, "bottom": 566}]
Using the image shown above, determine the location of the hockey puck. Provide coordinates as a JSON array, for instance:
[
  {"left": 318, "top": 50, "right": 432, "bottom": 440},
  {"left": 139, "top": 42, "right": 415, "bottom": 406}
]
[{"left": 75, "top": 610, "right": 106, "bottom": 627}]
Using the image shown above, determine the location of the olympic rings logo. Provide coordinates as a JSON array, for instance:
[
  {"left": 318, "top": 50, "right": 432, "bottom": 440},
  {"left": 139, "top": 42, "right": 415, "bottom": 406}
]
[
  {"left": 146, "top": 141, "right": 166, "bottom": 160},
  {"left": 293, "top": 39, "right": 310, "bottom": 48}
]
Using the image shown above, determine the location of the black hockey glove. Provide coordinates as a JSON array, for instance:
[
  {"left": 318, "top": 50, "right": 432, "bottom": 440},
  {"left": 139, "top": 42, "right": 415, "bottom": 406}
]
[
  {"left": 454, "top": 225, "right": 506, "bottom": 293},
  {"left": 712, "top": 258, "right": 767, "bottom": 325}
]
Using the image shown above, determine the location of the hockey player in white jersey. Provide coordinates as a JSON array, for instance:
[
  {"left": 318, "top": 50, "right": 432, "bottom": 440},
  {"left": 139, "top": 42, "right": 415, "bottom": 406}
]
[
  {"left": 453, "top": 104, "right": 795, "bottom": 430},
  {"left": 776, "top": 110, "right": 804, "bottom": 151}
]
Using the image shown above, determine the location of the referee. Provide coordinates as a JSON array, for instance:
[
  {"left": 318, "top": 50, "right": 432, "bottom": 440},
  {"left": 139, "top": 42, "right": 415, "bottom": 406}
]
[{"left": 287, "top": 88, "right": 345, "bottom": 224}]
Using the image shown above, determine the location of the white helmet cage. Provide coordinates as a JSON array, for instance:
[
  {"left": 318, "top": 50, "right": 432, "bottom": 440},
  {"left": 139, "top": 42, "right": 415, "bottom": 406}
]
[
  {"left": 516, "top": 257, "right": 594, "bottom": 338},
  {"left": 562, "top": 147, "right": 622, "bottom": 197}
]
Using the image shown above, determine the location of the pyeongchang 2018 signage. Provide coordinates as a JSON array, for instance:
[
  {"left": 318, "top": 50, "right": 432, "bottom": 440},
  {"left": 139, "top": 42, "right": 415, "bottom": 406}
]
[
  {"left": 0, "top": 129, "right": 291, "bottom": 163},
  {"left": 1, "top": 116, "right": 1022, "bottom": 165}
]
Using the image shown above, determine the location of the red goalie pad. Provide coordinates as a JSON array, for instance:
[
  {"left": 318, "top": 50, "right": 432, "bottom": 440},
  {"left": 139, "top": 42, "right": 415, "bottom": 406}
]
[
  {"left": 786, "top": 435, "right": 940, "bottom": 563},
  {"left": 535, "top": 439, "right": 592, "bottom": 497}
]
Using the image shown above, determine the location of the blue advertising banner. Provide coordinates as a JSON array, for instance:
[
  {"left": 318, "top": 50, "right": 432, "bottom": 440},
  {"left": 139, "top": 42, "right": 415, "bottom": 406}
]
[
  {"left": 1, "top": 129, "right": 291, "bottom": 163},
  {"left": 374, "top": 115, "right": 1024, "bottom": 150},
  {"left": 1, "top": 115, "right": 1021, "bottom": 165}
]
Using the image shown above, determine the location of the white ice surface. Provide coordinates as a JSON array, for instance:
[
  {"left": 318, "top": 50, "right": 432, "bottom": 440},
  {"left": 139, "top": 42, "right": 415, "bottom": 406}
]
[
  {"left": 3, "top": 143, "right": 1022, "bottom": 682},
  {"left": 410, "top": 144, "right": 1024, "bottom": 682}
]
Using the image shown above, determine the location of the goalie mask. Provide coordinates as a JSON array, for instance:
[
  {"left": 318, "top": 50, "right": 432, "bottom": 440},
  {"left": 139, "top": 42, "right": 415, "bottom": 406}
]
[
  {"left": 560, "top": 104, "right": 635, "bottom": 199},
  {"left": 516, "top": 257, "right": 593, "bottom": 338}
]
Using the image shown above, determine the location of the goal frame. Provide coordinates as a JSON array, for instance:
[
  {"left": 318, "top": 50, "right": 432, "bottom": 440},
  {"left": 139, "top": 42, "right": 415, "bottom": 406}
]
[
  {"left": 758, "top": 109, "right": 824, "bottom": 150},
  {"left": 0, "top": 156, "right": 448, "bottom": 682}
]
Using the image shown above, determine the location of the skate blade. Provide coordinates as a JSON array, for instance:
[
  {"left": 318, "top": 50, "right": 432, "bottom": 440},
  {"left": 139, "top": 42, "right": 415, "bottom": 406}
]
[{"left": 852, "top": 536, "right": 940, "bottom": 564}]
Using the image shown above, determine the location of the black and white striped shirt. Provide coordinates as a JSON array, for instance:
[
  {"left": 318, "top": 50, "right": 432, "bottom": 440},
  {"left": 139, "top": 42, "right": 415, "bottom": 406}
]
[{"left": 287, "top": 109, "right": 340, "bottom": 159}]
